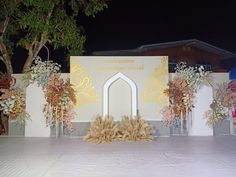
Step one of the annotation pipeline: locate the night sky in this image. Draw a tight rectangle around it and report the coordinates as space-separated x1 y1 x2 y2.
82 0 236 54
2 0 236 73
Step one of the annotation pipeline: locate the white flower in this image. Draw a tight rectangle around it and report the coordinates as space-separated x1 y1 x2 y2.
25 56 61 88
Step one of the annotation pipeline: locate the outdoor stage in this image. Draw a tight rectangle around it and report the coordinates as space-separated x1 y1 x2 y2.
0 136 236 177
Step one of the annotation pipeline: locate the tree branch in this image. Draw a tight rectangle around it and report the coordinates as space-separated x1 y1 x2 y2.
0 56 4 62
0 40 13 74
0 17 10 35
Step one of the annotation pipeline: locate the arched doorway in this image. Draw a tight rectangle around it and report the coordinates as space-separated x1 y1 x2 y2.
109 78 131 119
103 72 137 118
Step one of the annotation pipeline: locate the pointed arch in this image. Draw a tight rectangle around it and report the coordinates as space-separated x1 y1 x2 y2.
103 72 137 117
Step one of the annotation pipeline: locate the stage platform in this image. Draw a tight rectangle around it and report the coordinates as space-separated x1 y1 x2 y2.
0 136 236 177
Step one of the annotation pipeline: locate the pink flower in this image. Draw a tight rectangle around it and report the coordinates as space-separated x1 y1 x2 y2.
160 106 175 125
228 81 236 92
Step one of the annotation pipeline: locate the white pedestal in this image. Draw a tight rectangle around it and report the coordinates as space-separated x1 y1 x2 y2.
188 85 213 136
25 84 50 137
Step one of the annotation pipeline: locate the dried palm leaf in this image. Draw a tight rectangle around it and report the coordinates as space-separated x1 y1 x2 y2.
84 115 119 144
117 116 155 142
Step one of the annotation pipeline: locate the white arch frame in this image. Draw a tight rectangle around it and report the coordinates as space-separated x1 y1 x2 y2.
103 72 137 117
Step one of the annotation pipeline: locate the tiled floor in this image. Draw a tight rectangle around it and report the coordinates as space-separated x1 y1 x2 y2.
0 136 236 177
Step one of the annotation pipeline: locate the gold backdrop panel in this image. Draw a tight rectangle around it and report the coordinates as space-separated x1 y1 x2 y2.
70 56 169 122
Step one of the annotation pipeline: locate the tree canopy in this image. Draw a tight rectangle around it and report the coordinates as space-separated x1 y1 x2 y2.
0 0 109 74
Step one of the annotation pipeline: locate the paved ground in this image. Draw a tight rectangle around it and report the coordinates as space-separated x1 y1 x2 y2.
0 136 236 177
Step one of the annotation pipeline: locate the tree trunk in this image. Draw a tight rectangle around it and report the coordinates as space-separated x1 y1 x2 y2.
22 50 34 73
22 43 43 73
0 41 13 75
3 56 13 75
22 30 48 73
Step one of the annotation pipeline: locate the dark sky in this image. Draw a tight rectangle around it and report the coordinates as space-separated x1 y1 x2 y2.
2 0 236 73
82 0 236 54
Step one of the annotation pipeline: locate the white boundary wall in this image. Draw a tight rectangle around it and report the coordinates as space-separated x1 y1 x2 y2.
11 73 229 137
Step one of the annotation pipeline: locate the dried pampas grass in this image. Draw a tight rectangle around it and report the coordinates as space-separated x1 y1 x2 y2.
84 115 155 144
118 116 155 142
83 115 119 144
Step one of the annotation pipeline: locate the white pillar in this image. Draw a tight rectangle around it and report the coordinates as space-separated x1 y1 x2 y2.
188 85 213 136
25 83 50 137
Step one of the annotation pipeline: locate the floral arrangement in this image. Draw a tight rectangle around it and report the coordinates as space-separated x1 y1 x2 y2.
161 62 210 126
117 116 154 142
160 106 176 125
0 88 30 123
24 56 61 88
84 115 154 144
43 74 76 132
205 82 236 127
205 99 228 127
175 62 209 91
0 89 14 115
164 78 194 117
221 81 236 107
84 115 119 144
23 56 76 133
0 73 13 89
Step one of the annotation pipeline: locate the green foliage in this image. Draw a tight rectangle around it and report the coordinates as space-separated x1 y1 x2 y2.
0 0 19 17
0 0 109 72
0 0 21 57
48 7 86 55
16 0 107 55
82 0 108 17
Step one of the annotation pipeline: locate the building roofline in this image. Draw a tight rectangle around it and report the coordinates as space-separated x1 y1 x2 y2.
93 39 236 59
